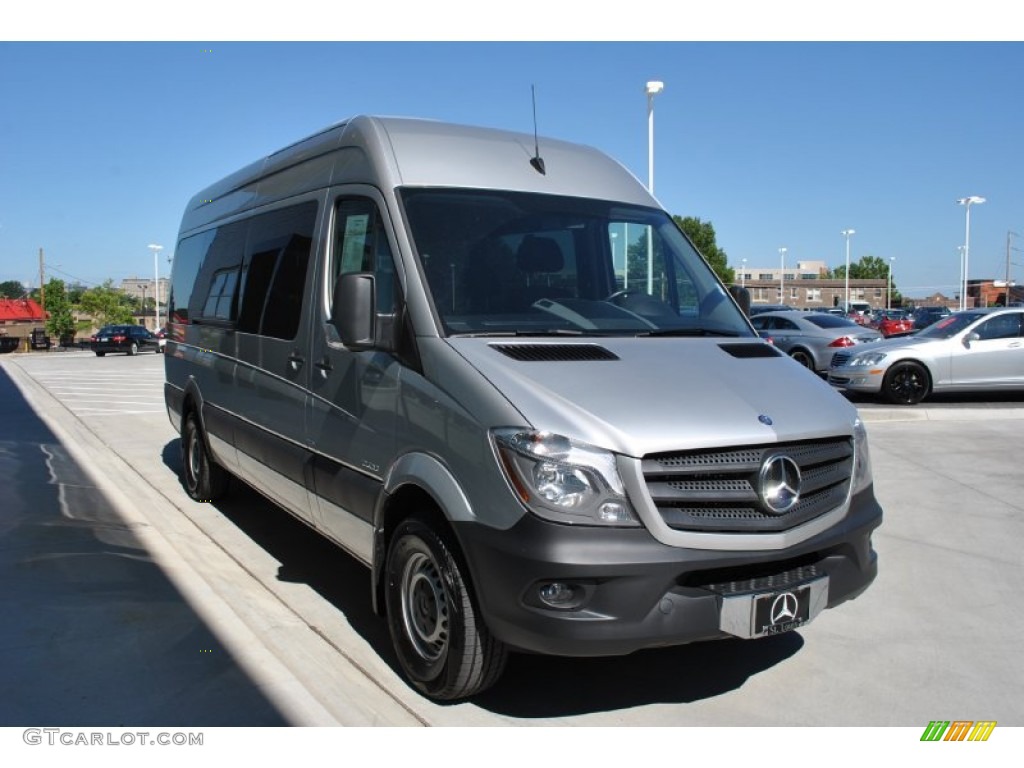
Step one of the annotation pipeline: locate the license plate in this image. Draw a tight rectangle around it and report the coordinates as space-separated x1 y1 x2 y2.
99 337 109 342
719 577 828 639
753 586 812 636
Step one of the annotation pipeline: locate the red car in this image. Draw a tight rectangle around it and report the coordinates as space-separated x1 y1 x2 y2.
872 311 913 337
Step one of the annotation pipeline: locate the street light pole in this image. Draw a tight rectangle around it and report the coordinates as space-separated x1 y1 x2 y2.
778 247 787 303
887 257 895 310
645 81 663 296
956 196 985 311
841 229 855 312
741 258 747 288
148 243 163 330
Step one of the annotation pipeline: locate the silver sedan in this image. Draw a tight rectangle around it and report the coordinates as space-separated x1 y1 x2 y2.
828 308 1024 404
749 310 882 372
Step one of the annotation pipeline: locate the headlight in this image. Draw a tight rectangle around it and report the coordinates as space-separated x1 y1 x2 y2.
848 351 888 367
491 429 639 527
851 418 873 495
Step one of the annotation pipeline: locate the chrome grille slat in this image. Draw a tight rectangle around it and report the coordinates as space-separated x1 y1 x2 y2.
643 438 853 534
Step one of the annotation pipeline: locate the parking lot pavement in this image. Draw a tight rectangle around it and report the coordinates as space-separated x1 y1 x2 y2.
1 350 1023 727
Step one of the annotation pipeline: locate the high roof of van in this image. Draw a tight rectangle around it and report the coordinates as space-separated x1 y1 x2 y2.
178 115 658 235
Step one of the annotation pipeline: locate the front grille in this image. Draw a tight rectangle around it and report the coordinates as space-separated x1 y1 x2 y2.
642 438 853 534
831 351 852 368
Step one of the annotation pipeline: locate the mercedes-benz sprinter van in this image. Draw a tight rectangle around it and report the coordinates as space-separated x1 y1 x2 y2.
165 116 882 700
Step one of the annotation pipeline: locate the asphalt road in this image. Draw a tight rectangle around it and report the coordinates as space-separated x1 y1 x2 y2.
1 350 1022 727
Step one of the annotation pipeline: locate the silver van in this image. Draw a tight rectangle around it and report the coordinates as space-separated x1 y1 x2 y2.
164 116 882 700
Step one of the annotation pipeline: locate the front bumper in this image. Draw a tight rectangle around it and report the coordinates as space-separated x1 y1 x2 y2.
455 486 882 657
827 367 887 394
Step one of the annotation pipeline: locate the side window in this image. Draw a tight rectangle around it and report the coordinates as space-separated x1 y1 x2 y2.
169 228 216 324
237 201 318 340
190 221 247 323
976 313 1022 341
332 198 397 315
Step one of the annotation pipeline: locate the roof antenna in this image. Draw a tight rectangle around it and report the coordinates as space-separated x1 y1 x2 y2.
530 85 546 175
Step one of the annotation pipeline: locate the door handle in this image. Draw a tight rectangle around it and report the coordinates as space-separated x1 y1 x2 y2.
288 353 305 371
315 357 333 376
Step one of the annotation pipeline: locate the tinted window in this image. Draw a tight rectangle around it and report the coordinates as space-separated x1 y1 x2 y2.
239 202 318 340
190 221 247 323
805 314 858 329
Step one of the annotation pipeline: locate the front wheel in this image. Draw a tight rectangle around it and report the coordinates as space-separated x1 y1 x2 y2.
882 361 930 405
127 341 138 356
385 519 507 701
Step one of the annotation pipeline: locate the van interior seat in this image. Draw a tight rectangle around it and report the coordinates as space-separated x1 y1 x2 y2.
516 235 570 304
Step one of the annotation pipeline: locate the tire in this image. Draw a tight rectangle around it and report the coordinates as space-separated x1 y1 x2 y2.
95 351 105 357
882 361 930 405
128 342 138 356
181 411 229 501
789 348 815 370
385 519 507 701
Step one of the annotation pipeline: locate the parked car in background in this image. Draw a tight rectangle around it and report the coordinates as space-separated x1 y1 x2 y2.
747 303 794 315
909 305 952 330
749 310 883 372
90 324 161 356
870 309 914 338
829 308 1024 404
154 327 167 352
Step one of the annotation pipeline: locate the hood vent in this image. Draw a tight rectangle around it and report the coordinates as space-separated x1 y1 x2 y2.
491 344 619 362
719 343 783 359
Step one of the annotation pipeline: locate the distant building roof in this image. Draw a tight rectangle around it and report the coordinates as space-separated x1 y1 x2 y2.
0 298 45 322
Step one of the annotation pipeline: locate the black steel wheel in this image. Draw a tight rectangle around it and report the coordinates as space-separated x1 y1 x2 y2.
385 519 507 701
181 411 229 501
882 361 930 405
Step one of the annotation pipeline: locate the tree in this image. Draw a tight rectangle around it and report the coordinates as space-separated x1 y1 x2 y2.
78 280 136 327
673 216 735 285
42 278 77 342
831 255 902 306
0 280 27 298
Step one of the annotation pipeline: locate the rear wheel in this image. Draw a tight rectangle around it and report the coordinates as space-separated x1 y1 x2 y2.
95 351 105 357
385 519 507 701
181 411 229 501
127 341 138 356
789 348 815 370
882 361 930 405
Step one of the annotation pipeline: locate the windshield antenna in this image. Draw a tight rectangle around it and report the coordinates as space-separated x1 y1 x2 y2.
530 85 546 175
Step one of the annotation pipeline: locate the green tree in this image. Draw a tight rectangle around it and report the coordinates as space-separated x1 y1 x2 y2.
831 255 902 305
42 278 77 342
674 216 735 285
78 280 136 327
0 280 26 298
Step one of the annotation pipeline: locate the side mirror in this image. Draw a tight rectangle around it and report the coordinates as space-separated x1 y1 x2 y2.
729 285 752 316
332 272 375 349
963 331 980 349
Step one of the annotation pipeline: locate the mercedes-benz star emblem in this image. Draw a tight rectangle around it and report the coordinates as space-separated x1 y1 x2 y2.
770 592 799 625
759 454 802 514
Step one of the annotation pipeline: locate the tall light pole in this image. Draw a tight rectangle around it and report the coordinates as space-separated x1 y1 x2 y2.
741 257 747 288
887 257 895 310
956 196 985 311
841 229 855 311
645 81 663 296
778 247 787 303
1007 231 1021 305
148 243 163 330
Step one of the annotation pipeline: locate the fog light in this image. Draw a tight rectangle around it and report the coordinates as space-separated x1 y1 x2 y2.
538 582 579 608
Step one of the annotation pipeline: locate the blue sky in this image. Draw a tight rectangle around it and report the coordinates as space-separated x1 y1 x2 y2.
3 18 1022 300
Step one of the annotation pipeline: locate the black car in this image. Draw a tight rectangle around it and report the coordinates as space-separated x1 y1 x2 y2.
909 305 952 330
90 324 161 356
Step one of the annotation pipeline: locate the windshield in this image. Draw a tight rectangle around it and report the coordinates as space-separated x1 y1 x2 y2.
916 311 984 340
400 189 753 338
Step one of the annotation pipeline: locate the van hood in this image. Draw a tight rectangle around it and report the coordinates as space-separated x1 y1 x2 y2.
446 337 858 457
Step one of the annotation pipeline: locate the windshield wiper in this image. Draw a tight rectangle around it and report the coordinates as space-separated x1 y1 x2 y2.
635 328 742 338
